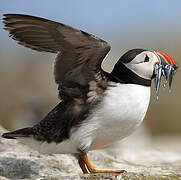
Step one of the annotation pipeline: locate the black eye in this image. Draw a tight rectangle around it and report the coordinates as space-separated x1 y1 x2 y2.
144 55 149 62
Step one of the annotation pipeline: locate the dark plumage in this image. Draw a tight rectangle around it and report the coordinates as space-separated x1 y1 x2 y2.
2 14 178 174
2 14 111 144
2 14 150 143
3 14 110 86
119 49 147 63
111 59 151 86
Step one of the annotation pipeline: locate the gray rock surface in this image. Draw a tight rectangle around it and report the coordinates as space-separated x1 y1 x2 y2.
0 126 181 180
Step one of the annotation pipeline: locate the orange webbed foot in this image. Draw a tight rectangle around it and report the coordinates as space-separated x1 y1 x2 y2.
78 153 126 174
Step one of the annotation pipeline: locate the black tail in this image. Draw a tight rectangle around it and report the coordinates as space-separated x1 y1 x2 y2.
2 127 33 139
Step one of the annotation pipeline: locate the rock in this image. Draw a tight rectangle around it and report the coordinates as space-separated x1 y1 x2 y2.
0 126 181 180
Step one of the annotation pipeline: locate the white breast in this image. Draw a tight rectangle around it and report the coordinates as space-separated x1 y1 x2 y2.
71 83 151 151
17 83 151 154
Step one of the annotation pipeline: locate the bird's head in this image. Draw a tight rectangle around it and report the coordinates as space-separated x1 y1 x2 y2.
112 49 178 96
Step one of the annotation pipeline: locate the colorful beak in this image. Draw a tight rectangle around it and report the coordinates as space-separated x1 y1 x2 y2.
153 52 178 97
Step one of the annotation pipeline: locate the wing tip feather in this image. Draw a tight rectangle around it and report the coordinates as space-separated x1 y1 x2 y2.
2 127 33 139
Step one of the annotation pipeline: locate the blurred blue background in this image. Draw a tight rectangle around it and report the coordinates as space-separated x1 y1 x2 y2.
0 0 181 135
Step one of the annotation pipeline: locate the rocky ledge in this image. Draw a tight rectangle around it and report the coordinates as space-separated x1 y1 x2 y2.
0 126 181 180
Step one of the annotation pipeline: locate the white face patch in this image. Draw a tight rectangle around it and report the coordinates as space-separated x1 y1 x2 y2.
124 51 159 80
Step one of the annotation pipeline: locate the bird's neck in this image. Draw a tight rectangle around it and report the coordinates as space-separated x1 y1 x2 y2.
105 62 151 87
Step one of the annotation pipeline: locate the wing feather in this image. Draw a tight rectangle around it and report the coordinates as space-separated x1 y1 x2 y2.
3 14 111 86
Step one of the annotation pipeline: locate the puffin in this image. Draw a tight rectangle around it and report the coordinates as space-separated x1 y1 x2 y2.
2 14 178 174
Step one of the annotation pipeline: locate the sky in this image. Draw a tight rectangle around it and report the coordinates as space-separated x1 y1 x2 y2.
1 0 181 41
1 0 181 67
1 0 181 133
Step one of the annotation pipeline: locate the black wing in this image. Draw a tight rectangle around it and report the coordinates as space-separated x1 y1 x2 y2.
2 100 91 143
3 14 111 88
2 14 111 145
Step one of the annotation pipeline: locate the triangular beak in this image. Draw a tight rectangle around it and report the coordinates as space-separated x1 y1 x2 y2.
155 52 178 66
153 52 178 98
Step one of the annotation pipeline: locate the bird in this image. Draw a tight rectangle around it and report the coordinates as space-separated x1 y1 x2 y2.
2 14 178 174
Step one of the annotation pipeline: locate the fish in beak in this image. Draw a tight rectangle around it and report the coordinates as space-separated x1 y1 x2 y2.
153 52 178 98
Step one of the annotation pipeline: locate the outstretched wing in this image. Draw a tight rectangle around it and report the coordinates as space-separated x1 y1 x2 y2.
3 14 111 87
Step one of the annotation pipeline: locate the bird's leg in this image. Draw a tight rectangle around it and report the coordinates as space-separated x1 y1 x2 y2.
78 153 126 174
78 157 89 174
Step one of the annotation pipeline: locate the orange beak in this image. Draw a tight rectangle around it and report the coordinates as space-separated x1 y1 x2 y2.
153 52 178 97
155 52 178 67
